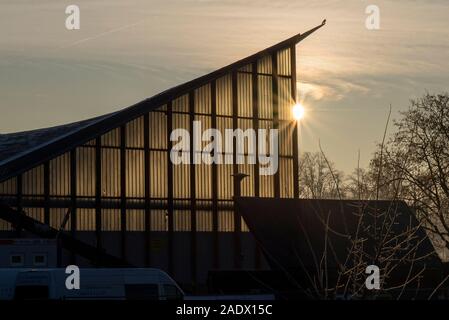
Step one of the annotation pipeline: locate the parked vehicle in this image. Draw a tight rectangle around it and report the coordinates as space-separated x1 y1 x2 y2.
0 268 184 300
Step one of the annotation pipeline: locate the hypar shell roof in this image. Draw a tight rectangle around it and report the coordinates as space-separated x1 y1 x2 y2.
0 22 326 182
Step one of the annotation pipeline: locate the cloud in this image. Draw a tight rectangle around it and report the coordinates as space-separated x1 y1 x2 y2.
298 79 370 102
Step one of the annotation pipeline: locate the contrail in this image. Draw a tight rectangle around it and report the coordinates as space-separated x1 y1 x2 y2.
60 19 146 49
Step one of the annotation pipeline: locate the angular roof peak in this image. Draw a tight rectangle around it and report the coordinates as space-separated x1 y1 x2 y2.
0 22 326 182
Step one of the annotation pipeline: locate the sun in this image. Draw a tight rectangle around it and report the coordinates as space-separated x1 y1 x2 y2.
292 103 305 120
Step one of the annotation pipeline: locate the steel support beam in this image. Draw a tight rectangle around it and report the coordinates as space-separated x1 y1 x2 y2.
167 102 174 275
189 91 198 287
44 161 50 225
291 44 300 199
70 149 77 264
252 61 262 269
211 80 219 269
271 52 280 198
144 113 151 266
120 125 127 260
95 138 102 261
232 70 242 269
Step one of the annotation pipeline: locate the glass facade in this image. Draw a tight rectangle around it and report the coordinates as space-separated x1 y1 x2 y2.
0 45 300 284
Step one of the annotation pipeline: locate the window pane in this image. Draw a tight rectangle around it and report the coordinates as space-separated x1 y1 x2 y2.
49 153 70 196
126 117 144 148
218 211 234 232
149 111 167 149
22 165 44 195
195 162 212 200
260 174 274 198
101 209 121 231
196 210 213 232
0 177 17 195
151 210 168 231
238 163 254 197
280 157 294 198
217 164 233 200
279 121 294 156
76 147 96 197
216 74 233 116
77 208 96 231
242 217 250 232
278 77 293 120
257 55 272 74
277 48 291 76
101 148 121 197
258 76 273 119
101 127 121 147
126 209 145 231
23 207 45 224
174 210 191 231
237 73 253 117
173 164 190 199
49 208 70 230
172 95 188 113
126 150 145 198
149 151 167 198
239 64 252 72
195 84 211 114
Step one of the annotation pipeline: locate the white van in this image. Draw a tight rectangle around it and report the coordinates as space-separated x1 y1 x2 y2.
0 269 20 300
0 268 184 300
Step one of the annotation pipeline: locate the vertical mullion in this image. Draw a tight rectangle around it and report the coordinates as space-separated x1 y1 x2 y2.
291 45 300 199
16 174 23 210
95 138 102 262
144 113 151 266
189 91 197 286
252 61 262 269
15 174 23 236
272 52 280 198
252 62 260 197
120 125 127 260
232 70 242 269
44 161 50 225
167 102 174 275
211 80 219 269
70 149 77 264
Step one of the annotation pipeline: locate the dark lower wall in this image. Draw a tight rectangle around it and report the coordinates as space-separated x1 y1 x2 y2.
0 231 269 290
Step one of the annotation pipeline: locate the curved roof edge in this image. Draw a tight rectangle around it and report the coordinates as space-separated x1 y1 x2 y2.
0 21 326 182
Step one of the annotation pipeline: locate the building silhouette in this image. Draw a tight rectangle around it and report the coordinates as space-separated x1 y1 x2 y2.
0 23 325 290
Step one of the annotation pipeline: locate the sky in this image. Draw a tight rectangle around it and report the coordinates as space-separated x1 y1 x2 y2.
0 0 448 173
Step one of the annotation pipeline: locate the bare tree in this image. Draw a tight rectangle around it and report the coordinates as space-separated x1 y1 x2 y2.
377 93 449 260
346 167 375 200
292 149 441 300
285 105 446 299
298 152 346 199
266 96 449 299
